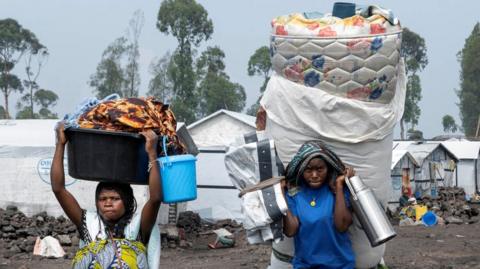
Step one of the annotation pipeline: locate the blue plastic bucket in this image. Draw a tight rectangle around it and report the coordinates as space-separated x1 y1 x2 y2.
158 136 197 203
422 211 437 227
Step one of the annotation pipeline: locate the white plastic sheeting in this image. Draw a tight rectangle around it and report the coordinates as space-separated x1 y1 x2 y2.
186 150 242 222
260 59 406 269
442 141 480 195
0 120 170 223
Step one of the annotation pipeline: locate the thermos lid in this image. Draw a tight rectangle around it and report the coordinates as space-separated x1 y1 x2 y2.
347 175 368 192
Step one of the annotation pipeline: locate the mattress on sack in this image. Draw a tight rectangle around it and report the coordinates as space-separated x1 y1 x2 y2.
270 10 402 104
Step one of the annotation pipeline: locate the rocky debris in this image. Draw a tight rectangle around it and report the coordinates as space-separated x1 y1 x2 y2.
393 187 480 226
160 211 242 250
0 206 78 258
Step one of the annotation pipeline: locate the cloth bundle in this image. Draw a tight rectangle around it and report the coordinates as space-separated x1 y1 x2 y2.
66 96 185 154
225 131 287 244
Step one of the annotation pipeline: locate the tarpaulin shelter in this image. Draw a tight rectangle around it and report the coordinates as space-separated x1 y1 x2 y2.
0 119 193 224
187 109 256 222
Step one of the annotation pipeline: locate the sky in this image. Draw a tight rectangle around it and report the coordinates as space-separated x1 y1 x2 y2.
1 0 479 139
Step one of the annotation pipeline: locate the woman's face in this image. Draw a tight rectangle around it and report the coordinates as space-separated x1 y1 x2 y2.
303 158 329 189
97 189 126 222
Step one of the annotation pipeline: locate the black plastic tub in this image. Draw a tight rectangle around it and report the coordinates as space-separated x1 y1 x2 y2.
65 127 150 185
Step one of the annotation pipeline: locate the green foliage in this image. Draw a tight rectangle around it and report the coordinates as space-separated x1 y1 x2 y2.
0 105 7 119
15 106 38 119
157 0 213 48
247 46 271 81
198 73 245 117
157 0 213 123
246 97 261 116
89 37 128 99
90 11 144 99
457 23 480 137
16 88 58 119
407 129 423 140
247 46 272 115
123 10 144 98
148 52 173 103
400 28 428 139
442 115 458 133
403 74 422 128
0 18 43 118
22 46 48 118
196 46 245 117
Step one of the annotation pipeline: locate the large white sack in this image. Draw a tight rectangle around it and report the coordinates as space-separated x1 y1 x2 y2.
260 60 406 268
261 60 406 144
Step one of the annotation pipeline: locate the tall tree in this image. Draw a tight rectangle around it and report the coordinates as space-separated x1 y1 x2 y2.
89 37 128 99
157 0 213 123
148 52 174 103
442 115 458 133
246 46 271 115
196 46 245 117
400 28 428 139
457 23 480 137
0 18 43 118
16 88 58 119
21 46 48 118
0 105 7 119
123 10 144 98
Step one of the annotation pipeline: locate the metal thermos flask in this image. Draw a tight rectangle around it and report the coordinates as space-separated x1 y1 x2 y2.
345 175 396 247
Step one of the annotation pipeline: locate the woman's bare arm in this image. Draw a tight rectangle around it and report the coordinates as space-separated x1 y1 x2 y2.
139 130 162 243
333 167 354 232
50 122 83 227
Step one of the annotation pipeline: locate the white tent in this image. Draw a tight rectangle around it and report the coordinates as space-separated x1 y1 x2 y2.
441 141 480 195
187 110 256 222
393 141 458 197
388 149 418 211
0 119 189 223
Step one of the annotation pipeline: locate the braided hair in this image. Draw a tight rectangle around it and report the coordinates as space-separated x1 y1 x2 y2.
95 182 137 238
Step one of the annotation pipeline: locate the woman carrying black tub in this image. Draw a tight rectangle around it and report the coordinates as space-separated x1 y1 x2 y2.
51 122 162 269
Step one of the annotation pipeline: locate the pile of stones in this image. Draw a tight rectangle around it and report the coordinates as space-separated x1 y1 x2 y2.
420 186 479 224
0 205 78 258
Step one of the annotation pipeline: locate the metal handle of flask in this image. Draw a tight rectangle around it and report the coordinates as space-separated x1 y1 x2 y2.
345 176 359 201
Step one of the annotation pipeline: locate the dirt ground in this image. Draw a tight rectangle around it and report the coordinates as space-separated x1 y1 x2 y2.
2 220 480 269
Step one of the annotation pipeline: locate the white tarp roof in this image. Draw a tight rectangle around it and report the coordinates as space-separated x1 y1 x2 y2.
188 109 255 129
441 141 480 160
393 141 457 165
391 149 418 169
0 120 58 147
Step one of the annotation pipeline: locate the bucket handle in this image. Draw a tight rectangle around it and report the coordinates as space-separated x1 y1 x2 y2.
162 136 168 157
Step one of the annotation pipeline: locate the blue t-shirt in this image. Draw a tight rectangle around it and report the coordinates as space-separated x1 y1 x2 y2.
286 184 355 269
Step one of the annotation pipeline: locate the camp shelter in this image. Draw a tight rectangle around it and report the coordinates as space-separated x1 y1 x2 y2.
441 140 480 196
388 149 419 211
0 119 193 224
187 109 256 222
393 141 458 198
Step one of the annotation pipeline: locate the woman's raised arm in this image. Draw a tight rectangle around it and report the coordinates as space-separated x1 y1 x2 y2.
50 122 83 227
139 130 162 243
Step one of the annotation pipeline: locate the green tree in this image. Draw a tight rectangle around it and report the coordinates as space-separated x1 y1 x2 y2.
157 0 213 123
407 129 423 140
457 23 480 137
400 28 428 139
148 52 173 103
442 115 458 133
0 18 43 118
123 10 144 98
246 46 271 116
196 46 245 117
16 88 58 119
21 47 48 118
89 37 128 99
0 105 7 119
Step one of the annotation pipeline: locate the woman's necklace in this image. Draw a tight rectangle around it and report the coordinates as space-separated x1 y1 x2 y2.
310 196 317 207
